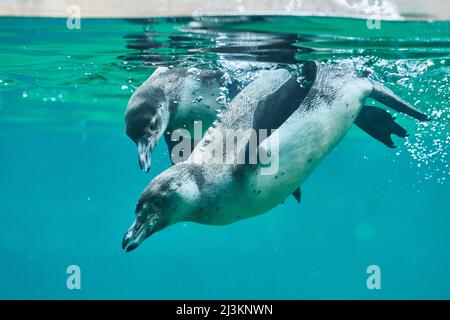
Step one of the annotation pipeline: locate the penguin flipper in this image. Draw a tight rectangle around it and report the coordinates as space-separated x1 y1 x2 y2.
164 131 176 165
369 80 429 121
355 105 408 148
244 64 317 162
292 187 301 203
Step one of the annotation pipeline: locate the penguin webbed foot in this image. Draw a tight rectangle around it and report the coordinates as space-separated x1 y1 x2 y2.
355 105 408 148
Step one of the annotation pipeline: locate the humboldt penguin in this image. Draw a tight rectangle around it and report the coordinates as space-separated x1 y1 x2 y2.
122 61 428 251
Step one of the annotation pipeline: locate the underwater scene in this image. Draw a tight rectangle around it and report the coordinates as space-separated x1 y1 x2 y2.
0 15 449 299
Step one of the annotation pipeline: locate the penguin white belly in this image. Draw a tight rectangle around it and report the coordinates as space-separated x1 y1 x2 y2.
253 78 373 210
210 78 372 223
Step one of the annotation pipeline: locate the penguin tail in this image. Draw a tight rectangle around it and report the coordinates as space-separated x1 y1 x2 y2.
369 80 429 121
355 105 408 148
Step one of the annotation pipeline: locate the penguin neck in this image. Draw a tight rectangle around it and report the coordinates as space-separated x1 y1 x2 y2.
172 166 203 223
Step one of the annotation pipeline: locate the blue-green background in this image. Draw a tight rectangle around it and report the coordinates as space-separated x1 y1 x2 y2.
0 17 449 299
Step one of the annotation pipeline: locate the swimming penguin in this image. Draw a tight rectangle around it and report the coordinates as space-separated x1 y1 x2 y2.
122 61 428 252
124 61 272 172
125 66 240 172
122 66 309 251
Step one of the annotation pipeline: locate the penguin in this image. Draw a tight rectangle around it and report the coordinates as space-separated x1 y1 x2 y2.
122 61 428 251
124 66 239 172
124 61 272 172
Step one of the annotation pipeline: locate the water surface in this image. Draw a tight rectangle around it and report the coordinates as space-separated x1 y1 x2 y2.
0 16 449 299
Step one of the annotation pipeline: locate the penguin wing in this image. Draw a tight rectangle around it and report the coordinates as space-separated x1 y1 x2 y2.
243 62 317 159
240 63 317 205
251 62 317 141
164 131 177 165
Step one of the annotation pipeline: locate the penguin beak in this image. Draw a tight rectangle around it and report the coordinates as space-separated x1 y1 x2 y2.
122 214 159 252
137 138 156 173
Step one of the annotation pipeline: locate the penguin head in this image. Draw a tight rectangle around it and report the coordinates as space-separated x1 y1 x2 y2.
125 85 170 172
122 165 201 252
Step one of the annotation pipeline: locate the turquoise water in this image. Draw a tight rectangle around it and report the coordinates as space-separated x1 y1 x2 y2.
0 16 449 299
